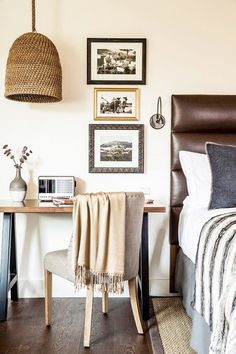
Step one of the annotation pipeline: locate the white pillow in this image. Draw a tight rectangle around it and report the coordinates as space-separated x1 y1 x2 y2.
179 151 211 208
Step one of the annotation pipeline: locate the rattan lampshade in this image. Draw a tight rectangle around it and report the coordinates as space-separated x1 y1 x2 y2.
4 0 62 103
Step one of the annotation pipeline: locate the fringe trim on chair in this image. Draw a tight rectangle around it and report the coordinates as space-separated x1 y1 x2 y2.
74 265 124 294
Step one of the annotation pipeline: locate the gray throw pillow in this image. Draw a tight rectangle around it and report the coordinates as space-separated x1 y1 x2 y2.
206 142 236 209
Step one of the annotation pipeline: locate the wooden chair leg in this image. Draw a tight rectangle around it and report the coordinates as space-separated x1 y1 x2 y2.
102 285 109 314
44 270 52 326
128 277 144 334
84 284 94 347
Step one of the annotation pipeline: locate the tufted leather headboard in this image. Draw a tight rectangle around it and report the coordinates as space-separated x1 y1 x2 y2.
169 94 236 291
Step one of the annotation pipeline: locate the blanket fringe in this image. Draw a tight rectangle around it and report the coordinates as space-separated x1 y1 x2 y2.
74 264 124 294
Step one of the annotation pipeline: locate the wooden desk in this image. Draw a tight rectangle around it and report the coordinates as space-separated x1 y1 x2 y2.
0 199 166 321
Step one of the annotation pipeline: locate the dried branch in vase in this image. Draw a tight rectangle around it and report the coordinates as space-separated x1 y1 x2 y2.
2 144 33 168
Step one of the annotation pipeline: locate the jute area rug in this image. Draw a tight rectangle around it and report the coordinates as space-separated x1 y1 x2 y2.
152 297 196 354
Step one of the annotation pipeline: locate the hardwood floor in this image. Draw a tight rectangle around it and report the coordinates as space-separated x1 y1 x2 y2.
0 298 159 354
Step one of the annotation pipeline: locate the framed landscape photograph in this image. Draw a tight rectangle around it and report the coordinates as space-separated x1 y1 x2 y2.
87 38 146 84
89 124 144 173
94 88 139 121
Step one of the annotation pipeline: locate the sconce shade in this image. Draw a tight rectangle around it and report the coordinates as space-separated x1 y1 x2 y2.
5 32 62 103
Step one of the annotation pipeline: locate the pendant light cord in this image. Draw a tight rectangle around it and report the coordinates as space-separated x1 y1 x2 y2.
32 0 36 32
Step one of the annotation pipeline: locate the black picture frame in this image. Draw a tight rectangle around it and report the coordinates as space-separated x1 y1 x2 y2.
89 124 144 173
87 38 146 85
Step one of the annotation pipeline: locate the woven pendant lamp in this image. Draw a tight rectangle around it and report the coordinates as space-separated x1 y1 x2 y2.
5 0 62 103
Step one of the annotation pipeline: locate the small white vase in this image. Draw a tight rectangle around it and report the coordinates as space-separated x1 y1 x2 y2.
9 167 27 202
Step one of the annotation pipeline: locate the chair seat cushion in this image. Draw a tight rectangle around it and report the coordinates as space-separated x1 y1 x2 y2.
44 249 74 282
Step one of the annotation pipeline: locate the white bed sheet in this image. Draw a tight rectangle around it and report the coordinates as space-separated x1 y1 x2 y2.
178 200 236 263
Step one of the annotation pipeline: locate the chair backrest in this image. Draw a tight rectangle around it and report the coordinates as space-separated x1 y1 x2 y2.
124 192 145 280
67 192 145 281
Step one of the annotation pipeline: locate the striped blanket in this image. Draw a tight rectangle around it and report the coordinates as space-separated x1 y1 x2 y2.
193 213 236 354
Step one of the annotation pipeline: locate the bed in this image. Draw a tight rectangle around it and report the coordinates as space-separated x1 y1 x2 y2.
169 94 236 354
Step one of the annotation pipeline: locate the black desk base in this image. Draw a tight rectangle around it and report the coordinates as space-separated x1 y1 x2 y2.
138 212 149 321
0 212 150 321
0 213 18 320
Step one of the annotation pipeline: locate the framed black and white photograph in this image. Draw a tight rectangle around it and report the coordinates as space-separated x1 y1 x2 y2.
94 88 139 121
89 124 144 173
87 38 146 85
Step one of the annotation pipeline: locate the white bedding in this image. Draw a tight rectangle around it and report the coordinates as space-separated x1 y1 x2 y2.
178 199 236 263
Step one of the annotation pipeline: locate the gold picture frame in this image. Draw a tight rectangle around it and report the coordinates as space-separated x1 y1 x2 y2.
94 88 139 121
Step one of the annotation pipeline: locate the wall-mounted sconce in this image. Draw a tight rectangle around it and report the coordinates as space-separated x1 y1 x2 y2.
149 97 166 129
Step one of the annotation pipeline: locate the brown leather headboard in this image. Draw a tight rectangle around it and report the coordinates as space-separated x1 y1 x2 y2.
169 94 236 291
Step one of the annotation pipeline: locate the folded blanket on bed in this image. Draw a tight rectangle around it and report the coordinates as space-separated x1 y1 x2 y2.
209 272 236 354
193 212 236 354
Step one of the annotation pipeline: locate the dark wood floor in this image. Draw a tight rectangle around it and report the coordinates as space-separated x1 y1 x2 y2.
0 298 160 354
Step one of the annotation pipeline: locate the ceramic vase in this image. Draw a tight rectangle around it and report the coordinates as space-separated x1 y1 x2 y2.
9 167 27 202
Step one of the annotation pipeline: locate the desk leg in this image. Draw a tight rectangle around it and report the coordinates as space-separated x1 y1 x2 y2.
10 213 18 301
0 213 12 320
139 212 150 321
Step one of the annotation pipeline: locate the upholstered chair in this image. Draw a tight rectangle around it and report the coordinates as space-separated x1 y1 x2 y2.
44 192 145 347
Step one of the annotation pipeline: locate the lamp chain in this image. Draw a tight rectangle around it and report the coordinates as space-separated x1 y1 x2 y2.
32 0 36 32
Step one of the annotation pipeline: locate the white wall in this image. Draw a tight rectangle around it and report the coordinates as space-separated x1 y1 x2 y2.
0 0 236 297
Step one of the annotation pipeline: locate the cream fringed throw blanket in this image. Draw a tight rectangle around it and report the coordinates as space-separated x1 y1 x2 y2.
72 192 126 294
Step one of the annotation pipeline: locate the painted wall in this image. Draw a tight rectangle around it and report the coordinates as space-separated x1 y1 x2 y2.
0 0 236 297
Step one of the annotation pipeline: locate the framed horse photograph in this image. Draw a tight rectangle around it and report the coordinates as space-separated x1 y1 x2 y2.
94 88 139 121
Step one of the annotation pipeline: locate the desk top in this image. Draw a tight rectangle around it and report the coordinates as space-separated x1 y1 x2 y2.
0 199 166 214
